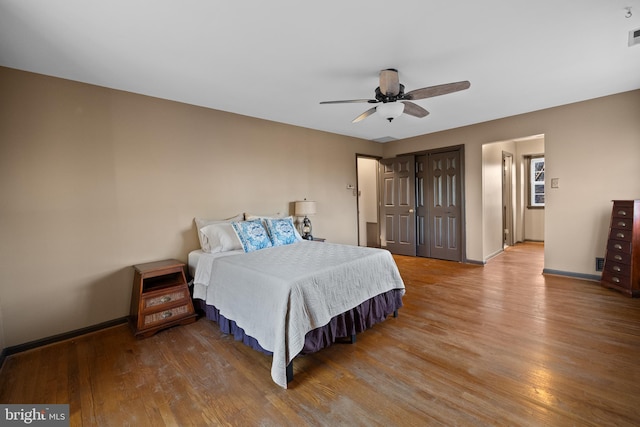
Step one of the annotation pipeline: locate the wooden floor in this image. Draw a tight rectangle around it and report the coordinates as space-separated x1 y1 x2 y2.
2 243 640 426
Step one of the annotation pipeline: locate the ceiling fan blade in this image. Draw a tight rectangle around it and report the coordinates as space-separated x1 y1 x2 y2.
352 107 377 123
404 80 470 100
379 69 400 96
320 99 377 104
401 101 429 118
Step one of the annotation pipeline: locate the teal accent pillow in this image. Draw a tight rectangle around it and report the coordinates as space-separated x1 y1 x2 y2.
265 217 302 246
231 219 273 252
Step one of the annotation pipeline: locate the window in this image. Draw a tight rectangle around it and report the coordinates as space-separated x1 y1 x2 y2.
528 156 545 208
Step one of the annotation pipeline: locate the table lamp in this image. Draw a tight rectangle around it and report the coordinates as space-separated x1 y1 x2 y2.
294 200 317 240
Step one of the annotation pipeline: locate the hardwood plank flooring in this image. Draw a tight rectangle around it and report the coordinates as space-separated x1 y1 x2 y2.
2 242 640 426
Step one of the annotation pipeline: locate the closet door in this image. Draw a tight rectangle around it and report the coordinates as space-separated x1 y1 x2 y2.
427 150 462 261
416 156 429 257
380 156 416 256
381 146 464 261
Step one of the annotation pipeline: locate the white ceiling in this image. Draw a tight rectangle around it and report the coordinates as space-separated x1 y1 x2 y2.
1 1 639 142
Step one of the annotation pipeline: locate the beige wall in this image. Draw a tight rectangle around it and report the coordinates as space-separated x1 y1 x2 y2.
2 65 639 350
382 90 640 273
0 67 383 348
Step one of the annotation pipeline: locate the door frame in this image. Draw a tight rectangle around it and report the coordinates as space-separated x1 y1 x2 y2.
502 151 515 247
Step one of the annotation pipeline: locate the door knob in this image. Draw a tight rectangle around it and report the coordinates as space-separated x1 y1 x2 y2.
409 209 414 213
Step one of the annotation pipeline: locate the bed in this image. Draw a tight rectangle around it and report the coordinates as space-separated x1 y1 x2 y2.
189 216 405 388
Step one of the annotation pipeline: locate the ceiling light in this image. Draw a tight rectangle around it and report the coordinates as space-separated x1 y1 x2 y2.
376 102 404 122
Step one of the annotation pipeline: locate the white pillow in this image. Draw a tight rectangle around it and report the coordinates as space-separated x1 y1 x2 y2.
244 212 284 221
199 222 243 253
194 214 243 252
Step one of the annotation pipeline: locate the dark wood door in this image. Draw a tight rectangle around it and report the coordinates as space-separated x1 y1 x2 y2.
428 150 462 261
380 156 416 256
425 150 462 261
415 157 428 257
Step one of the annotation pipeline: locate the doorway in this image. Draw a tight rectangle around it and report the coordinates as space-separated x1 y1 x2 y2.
356 155 381 248
482 134 545 260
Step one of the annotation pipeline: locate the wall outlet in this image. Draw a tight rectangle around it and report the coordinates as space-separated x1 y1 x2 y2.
595 257 605 272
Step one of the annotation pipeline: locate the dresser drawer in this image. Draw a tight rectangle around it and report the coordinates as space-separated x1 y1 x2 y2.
605 260 631 276
606 251 632 265
607 239 632 255
612 202 634 219
142 288 189 311
611 218 633 230
143 304 192 327
601 270 631 288
608 228 632 242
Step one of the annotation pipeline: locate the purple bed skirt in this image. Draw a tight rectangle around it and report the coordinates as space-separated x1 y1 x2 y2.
193 289 403 356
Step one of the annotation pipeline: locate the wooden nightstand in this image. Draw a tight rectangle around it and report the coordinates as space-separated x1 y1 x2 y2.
129 259 197 338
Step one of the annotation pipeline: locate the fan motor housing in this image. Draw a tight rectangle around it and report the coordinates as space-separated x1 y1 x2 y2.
375 84 405 103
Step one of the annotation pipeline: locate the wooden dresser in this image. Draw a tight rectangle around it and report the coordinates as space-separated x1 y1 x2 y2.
601 200 640 297
130 259 197 338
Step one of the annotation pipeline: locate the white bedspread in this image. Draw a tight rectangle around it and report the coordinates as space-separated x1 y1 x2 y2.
189 249 243 300
204 240 405 388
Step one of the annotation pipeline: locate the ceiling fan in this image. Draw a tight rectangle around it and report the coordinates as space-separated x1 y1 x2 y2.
320 68 470 123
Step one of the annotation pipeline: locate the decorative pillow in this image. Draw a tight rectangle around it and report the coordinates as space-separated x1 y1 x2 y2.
232 219 273 252
199 222 243 253
285 216 303 241
194 214 243 252
265 217 302 246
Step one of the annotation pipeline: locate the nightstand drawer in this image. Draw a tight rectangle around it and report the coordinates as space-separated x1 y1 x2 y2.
143 304 192 327
142 288 189 311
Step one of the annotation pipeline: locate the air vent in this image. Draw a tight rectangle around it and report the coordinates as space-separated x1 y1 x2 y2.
629 27 640 47
372 136 398 143
596 257 605 272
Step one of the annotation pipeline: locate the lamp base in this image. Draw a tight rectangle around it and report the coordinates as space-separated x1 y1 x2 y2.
301 216 313 241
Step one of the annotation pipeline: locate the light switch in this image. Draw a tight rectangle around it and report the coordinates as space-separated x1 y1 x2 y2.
551 178 559 188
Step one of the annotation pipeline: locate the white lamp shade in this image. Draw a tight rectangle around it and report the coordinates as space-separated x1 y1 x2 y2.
294 200 317 216
376 102 404 121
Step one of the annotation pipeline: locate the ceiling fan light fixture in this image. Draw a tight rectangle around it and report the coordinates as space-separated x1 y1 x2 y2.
376 102 404 122
320 68 470 123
